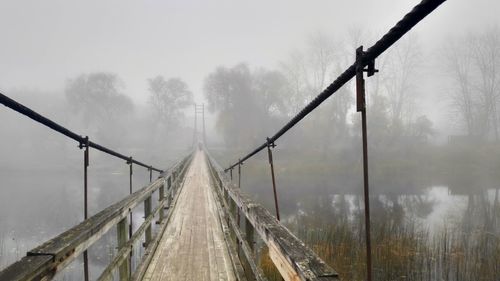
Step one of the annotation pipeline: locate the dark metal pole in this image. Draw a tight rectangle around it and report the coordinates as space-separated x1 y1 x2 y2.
128 157 133 238
202 103 206 145
230 168 233 181
266 139 280 221
80 136 90 281
238 160 241 189
149 166 153 183
128 156 133 274
356 46 375 281
193 104 198 147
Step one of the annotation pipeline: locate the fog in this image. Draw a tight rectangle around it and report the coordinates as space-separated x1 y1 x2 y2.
1 0 500 280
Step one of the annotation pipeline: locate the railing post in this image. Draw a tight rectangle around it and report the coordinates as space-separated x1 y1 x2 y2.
149 166 153 183
245 217 255 254
243 217 256 281
144 195 152 248
159 181 165 223
266 138 280 221
127 156 133 265
234 161 243 255
237 161 242 249
167 176 172 209
202 103 207 145
117 217 130 281
79 136 90 281
238 160 241 189
356 45 377 281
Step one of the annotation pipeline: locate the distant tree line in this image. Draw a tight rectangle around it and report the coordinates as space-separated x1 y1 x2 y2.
204 26 500 151
203 30 434 152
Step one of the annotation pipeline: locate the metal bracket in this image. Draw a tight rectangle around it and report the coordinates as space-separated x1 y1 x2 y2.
356 46 378 112
237 159 242 189
78 136 90 167
266 138 276 165
265 138 280 220
149 165 153 183
266 137 276 149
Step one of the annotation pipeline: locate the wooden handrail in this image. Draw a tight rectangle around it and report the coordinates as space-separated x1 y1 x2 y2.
206 151 340 281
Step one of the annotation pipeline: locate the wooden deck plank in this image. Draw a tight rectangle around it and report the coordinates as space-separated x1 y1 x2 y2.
143 151 236 281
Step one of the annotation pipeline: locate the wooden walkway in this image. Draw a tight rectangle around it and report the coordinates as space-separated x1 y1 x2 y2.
142 151 236 281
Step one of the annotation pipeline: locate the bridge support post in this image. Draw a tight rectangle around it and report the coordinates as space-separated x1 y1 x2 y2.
238 160 241 189
79 136 90 281
237 161 242 256
159 182 165 223
127 157 134 268
193 104 198 146
356 45 377 281
149 166 153 183
245 217 255 254
166 176 172 209
202 103 207 145
117 217 130 281
266 138 280 221
144 195 152 248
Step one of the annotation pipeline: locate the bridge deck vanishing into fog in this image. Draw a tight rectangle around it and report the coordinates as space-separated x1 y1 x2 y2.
0 1 446 280
142 151 236 281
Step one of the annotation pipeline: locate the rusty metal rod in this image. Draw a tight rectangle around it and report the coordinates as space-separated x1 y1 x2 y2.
82 136 90 281
149 166 153 183
0 93 163 173
267 141 280 221
224 0 446 172
361 107 372 281
238 161 241 189
356 46 373 281
237 161 241 227
128 157 134 270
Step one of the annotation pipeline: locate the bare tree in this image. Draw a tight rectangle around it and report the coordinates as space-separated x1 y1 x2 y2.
147 76 193 129
279 51 308 114
443 36 476 136
444 27 500 140
204 63 290 147
306 31 338 94
471 26 500 140
65 72 134 144
66 72 133 124
280 31 355 152
382 34 423 134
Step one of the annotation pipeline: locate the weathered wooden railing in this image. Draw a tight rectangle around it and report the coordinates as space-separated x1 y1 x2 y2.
0 151 194 281
205 152 340 281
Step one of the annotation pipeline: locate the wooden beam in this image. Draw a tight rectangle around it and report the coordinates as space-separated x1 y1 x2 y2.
206 156 267 281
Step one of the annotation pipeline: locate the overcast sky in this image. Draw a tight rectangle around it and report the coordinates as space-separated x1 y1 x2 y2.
0 0 497 106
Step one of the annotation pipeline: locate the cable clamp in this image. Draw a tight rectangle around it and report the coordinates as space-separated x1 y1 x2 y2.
266 137 276 149
78 136 89 149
